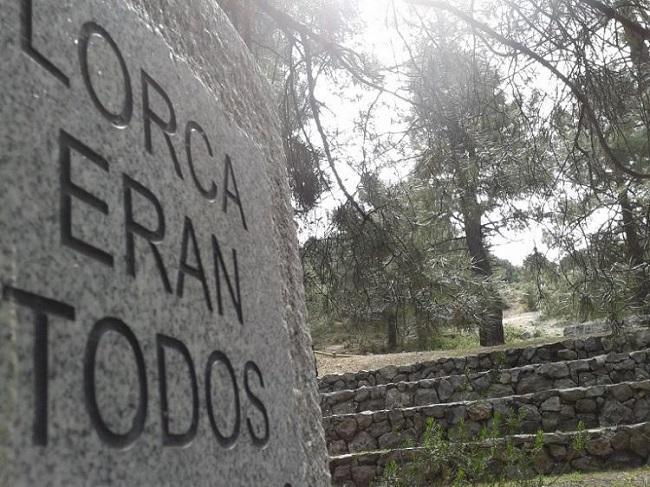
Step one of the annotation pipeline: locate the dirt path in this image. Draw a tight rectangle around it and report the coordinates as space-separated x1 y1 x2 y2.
315 335 562 377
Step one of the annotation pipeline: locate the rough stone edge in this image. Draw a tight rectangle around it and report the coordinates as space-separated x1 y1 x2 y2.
123 0 329 483
323 378 650 423
329 421 650 485
320 346 650 412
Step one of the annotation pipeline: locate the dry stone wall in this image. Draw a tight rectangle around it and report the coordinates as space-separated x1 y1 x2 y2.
319 329 650 393
324 380 650 455
321 348 650 415
330 422 650 485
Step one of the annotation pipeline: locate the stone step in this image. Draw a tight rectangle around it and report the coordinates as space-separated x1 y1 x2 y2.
320 348 650 415
330 421 650 486
318 328 650 393
323 380 650 455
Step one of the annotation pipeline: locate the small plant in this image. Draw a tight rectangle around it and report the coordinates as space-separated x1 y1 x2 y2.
377 412 587 487
493 351 508 371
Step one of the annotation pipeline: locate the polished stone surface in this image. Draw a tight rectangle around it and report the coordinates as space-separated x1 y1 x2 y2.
0 1 328 484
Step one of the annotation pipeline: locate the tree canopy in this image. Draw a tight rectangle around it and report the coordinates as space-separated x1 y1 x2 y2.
221 0 650 351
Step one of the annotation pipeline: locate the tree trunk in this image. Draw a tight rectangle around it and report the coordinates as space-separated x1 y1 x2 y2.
384 309 398 351
618 11 650 308
415 309 429 350
618 187 649 307
620 7 650 92
462 196 505 346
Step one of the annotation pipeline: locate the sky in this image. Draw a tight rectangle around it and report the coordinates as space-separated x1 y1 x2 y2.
300 0 609 266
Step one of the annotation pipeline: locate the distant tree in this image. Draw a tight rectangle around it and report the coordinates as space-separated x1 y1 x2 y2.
408 41 540 346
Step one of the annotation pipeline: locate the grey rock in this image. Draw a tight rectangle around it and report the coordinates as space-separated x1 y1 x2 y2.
517 374 552 395
356 412 374 430
388 409 405 429
610 430 630 451
351 465 376 486
423 404 446 419
332 401 356 415
613 359 635 371
532 450 554 474
467 402 492 421
554 378 578 389
586 437 613 457
349 432 378 453
585 385 606 398
336 390 355 402
571 455 601 471
584 336 602 352
368 420 391 438
557 350 578 360
522 348 536 362
355 388 370 402
634 398 650 422
336 418 358 441
610 384 634 402
539 362 570 379
378 432 401 450
601 400 633 425
0 0 329 485
542 417 559 431
486 384 514 397
437 379 454 401
446 405 467 425
630 430 650 457
332 465 351 482
569 360 591 373
379 365 398 381
330 440 348 455
560 405 576 419
575 399 597 413
414 388 439 407
385 389 407 409
498 371 511 384
471 373 492 391
541 396 562 412
548 444 567 459
519 404 542 423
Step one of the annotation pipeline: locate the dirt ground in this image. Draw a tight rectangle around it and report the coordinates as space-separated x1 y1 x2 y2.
315 310 568 377
533 467 650 486
315 335 563 377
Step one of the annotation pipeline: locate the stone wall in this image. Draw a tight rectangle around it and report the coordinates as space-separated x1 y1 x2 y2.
324 380 650 455
321 349 650 415
330 422 650 486
318 329 650 393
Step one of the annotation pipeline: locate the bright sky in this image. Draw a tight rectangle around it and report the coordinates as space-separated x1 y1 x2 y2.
301 0 611 267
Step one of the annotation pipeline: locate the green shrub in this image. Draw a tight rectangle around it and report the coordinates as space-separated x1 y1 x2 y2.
378 415 587 487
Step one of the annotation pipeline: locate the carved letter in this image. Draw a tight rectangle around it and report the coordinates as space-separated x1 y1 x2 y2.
123 174 172 293
156 334 199 447
2 286 75 446
79 22 133 127
59 130 113 267
141 69 184 178
84 317 147 449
